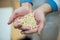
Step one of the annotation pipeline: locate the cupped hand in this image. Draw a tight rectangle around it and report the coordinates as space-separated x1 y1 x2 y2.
22 9 46 34
13 9 46 34
8 6 32 24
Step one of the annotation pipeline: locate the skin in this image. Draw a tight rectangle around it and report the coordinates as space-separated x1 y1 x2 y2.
8 2 52 34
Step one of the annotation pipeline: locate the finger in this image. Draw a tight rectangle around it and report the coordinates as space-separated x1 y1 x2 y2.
23 28 38 34
8 12 18 24
13 18 22 29
21 25 31 30
19 26 31 32
14 23 22 29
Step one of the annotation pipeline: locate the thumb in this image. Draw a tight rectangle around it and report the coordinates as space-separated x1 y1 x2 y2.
8 12 18 24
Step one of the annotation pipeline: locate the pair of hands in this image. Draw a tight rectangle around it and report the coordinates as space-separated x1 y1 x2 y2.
8 6 45 34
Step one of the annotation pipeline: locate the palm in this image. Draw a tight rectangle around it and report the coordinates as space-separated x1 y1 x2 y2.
34 10 45 34
20 10 46 34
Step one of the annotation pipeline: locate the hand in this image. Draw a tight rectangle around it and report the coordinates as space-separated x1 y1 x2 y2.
8 6 32 24
22 9 46 34
20 3 52 34
13 9 46 34
9 3 51 34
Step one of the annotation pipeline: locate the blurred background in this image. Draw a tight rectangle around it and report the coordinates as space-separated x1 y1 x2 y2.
0 0 25 40
0 0 60 40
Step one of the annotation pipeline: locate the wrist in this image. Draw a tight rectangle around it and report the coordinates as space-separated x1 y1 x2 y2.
21 2 32 10
21 2 32 9
38 3 52 15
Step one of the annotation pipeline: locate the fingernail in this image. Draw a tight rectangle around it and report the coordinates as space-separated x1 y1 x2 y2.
8 22 10 25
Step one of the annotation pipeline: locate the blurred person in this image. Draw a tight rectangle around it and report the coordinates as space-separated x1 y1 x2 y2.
8 0 60 40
